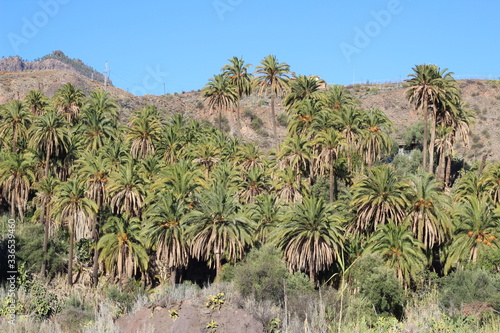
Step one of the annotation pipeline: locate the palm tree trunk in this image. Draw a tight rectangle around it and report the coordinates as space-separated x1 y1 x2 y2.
445 153 452 187
219 108 223 132
68 216 75 286
215 251 222 283
271 95 278 151
169 267 177 286
428 106 437 174
422 101 429 171
309 266 316 286
41 203 48 277
91 216 100 287
45 145 51 178
329 161 334 203
438 149 446 184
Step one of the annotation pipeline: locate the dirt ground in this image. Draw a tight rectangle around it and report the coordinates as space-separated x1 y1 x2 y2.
116 296 265 333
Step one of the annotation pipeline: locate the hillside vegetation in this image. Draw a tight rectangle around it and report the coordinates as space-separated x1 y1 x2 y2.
0 54 499 332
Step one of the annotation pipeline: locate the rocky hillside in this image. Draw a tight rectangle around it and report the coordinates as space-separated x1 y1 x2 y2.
0 59 498 162
0 51 109 85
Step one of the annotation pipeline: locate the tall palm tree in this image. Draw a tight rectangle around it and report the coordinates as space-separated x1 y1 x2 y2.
278 134 312 190
333 106 366 172
191 144 221 180
126 106 162 159
0 152 36 221
0 100 31 152
108 161 145 218
405 64 459 173
79 106 116 151
28 110 69 178
283 74 325 110
255 55 291 150
406 172 452 249
274 166 307 203
25 89 49 116
274 196 345 284
34 176 59 277
185 184 254 282
483 162 500 205
77 151 112 285
53 178 97 285
202 74 237 132
444 195 500 273
98 215 148 283
250 194 283 244
238 166 270 204
360 108 393 167
235 142 265 172
313 128 345 202
221 56 253 130
322 85 357 111
143 194 189 284
85 90 119 124
363 222 427 288
349 165 412 236
54 82 85 125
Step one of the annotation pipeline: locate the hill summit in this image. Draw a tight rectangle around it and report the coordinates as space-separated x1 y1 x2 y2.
0 50 110 85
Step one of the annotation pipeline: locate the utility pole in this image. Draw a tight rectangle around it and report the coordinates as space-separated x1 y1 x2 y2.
104 61 109 91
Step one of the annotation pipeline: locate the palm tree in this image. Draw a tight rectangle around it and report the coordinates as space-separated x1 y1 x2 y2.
53 178 97 285
238 166 270 204
360 108 393 167
153 159 202 201
202 74 237 132
191 144 221 179
85 90 118 124
250 194 283 244
483 162 500 204
34 176 59 277
185 184 254 282
126 106 162 159
98 215 148 283
53 82 85 125
406 172 453 249
274 166 307 203
333 106 366 172
221 56 253 130
28 110 69 178
0 152 36 221
274 196 345 284
287 99 324 137
444 195 500 273
77 151 112 285
25 89 48 115
323 85 357 111
108 161 145 218
143 194 189 284
283 74 325 110
313 128 345 202
349 165 412 236
405 64 459 173
0 100 31 152
363 222 427 288
278 134 312 190
255 55 291 150
235 142 265 171
79 106 116 151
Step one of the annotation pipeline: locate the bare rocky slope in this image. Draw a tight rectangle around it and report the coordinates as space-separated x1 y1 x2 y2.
1 63 498 162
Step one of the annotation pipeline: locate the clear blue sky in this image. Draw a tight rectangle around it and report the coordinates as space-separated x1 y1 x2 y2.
1 0 499 95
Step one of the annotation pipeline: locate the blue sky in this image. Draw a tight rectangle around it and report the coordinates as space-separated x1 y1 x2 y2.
1 0 499 95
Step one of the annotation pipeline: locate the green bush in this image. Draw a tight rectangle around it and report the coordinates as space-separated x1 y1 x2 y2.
233 245 288 303
438 268 500 314
348 254 404 319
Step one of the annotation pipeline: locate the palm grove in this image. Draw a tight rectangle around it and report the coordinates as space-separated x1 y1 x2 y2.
0 56 499 294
